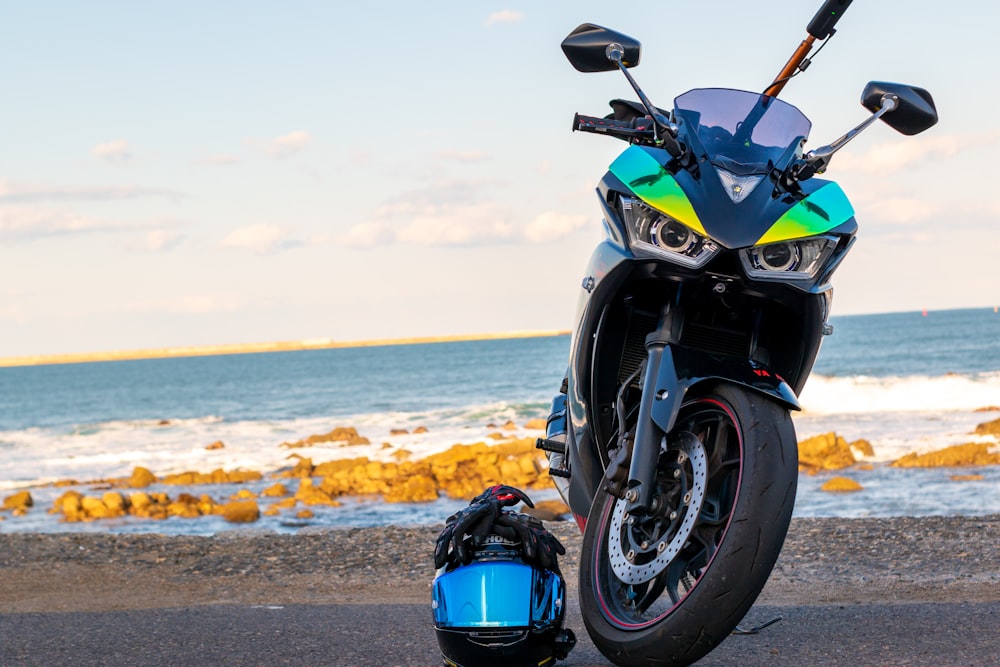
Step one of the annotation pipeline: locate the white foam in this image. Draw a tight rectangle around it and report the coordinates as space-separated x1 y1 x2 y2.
799 372 1000 415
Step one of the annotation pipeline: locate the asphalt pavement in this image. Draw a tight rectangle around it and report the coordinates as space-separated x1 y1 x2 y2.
2 600 997 666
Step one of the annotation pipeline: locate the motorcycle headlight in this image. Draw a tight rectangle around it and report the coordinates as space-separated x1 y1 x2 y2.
622 198 719 268
740 236 838 281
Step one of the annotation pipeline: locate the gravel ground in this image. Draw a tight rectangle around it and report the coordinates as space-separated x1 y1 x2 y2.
1 515 998 614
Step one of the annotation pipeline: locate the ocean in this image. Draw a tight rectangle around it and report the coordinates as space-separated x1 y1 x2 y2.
2 308 999 534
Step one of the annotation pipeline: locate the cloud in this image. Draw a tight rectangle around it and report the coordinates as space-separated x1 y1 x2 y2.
437 150 492 163
0 205 134 240
835 131 1000 175
522 212 589 242
92 139 132 163
221 223 298 254
338 182 592 248
254 131 313 158
859 197 943 226
196 154 241 166
126 228 184 252
486 10 524 25
341 200 513 247
0 179 181 203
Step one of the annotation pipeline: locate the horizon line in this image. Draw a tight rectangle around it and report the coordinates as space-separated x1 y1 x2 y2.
0 329 573 368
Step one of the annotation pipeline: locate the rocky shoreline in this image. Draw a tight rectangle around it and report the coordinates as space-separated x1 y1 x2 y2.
2 515 998 614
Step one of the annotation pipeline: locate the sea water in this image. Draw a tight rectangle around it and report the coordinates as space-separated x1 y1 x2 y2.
1 308 999 534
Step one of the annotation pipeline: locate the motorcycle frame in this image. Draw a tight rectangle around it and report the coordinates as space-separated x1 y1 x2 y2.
554 171 856 523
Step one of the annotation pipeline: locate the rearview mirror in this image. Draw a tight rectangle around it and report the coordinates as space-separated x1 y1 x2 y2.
862 82 938 136
561 24 641 73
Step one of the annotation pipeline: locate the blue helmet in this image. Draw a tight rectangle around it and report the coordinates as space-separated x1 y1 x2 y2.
432 535 575 667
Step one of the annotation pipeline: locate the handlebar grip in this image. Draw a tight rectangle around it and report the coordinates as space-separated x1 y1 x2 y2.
573 113 638 133
807 0 853 40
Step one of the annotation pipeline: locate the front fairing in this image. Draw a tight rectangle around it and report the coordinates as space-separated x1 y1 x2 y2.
607 88 857 250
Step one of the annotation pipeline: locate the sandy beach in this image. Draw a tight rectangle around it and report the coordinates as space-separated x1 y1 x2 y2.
0 330 571 368
3 515 998 614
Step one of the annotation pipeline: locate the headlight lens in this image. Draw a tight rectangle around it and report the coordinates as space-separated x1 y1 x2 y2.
622 198 719 267
740 236 838 281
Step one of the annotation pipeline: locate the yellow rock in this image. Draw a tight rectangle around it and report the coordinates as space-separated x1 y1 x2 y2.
80 496 114 519
281 426 370 448
220 499 260 523
383 475 439 503
261 483 289 498
951 474 985 482
128 467 157 488
413 426 428 434
263 506 282 516
392 449 412 461
2 490 33 511
524 418 547 430
204 440 225 450
850 439 875 458
101 492 128 516
524 499 570 521
230 489 257 501
272 497 298 509
973 417 1000 436
129 492 152 511
296 509 315 519
798 433 856 470
891 443 1000 468
820 477 864 492
390 428 409 436
501 420 518 431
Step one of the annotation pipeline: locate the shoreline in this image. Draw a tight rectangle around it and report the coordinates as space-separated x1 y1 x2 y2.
0 329 571 368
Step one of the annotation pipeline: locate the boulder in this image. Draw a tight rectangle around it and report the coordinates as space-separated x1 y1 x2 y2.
296 509 315 519
820 477 864 493
891 443 1000 468
260 483 289 498
128 467 157 489
101 492 128 516
524 499 570 521
220 499 260 523
281 426 370 448
850 439 875 458
204 440 225 450
798 433 856 470
390 428 409 436
951 474 985 482
2 490 33 511
973 417 1000 436
524 418 547 430
413 426 429 434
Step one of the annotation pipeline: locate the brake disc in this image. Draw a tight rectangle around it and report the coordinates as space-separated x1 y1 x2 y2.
608 432 708 585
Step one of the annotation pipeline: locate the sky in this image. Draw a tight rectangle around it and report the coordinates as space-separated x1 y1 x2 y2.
1 1 998 357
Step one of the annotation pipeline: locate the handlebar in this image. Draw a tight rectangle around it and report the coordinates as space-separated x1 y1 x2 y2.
573 113 655 142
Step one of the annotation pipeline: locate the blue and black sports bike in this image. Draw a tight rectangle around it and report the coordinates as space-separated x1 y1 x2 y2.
537 1 937 664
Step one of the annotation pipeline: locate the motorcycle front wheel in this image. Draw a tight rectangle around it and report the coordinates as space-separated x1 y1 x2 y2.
579 384 798 667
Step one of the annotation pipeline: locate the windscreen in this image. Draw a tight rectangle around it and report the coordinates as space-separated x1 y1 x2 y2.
674 88 811 170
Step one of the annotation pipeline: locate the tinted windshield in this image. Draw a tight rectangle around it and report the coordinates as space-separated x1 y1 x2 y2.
673 88 811 171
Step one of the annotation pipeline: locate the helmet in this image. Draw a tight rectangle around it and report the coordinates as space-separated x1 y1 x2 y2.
432 535 575 667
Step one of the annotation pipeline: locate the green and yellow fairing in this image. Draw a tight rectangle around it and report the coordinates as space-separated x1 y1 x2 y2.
608 145 854 247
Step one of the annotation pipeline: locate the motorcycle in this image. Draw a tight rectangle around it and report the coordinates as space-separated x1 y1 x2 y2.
536 1 938 665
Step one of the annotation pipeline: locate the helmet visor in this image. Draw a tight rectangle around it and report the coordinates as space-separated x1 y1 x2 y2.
432 561 564 629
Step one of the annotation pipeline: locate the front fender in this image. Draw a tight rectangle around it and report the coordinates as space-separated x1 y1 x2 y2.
650 347 800 434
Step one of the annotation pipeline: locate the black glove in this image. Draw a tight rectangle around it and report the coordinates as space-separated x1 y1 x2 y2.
433 486 534 569
493 510 566 575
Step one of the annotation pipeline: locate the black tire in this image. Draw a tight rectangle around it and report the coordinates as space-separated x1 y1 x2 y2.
579 384 798 667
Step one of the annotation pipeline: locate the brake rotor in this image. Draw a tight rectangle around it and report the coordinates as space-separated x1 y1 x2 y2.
607 432 708 585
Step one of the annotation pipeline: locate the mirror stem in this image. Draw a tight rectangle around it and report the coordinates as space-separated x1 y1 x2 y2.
606 44 684 158
797 94 898 178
